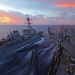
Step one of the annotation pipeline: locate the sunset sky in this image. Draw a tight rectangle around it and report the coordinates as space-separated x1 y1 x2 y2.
0 0 75 25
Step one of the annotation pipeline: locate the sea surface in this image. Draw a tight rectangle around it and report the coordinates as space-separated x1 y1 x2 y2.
0 25 75 40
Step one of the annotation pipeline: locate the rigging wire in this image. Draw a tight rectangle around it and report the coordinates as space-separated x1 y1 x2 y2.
15 51 33 72
1 46 10 62
1 45 33 73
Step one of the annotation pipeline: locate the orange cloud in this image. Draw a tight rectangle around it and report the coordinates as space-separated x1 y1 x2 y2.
0 12 24 25
55 3 75 8
0 10 51 25
0 17 11 23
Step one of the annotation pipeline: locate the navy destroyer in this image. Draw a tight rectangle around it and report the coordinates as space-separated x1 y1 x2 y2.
0 16 44 52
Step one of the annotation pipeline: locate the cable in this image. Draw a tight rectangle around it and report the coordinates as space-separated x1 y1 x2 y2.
1 46 10 62
1 45 33 73
15 52 33 72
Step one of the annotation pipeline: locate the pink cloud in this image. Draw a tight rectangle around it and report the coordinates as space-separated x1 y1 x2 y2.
0 11 51 25
0 10 75 25
0 10 25 25
55 3 75 8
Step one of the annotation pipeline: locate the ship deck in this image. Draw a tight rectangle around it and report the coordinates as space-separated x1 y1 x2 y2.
56 60 72 75
54 32 75 75
55 33 75 57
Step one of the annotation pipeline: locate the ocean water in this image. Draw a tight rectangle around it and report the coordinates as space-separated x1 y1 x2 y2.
0 25 75 40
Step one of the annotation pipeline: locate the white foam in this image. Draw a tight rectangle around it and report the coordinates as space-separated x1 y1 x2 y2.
34 37 44 45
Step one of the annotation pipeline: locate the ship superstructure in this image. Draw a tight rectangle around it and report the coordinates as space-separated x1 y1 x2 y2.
59 25 70 42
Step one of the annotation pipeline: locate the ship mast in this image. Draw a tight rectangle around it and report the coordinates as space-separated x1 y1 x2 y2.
26 15 32 30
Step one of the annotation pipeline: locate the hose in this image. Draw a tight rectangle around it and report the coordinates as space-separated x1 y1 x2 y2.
1 45 33 73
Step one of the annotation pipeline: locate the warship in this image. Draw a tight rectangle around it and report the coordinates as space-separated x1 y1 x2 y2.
0 16 44 52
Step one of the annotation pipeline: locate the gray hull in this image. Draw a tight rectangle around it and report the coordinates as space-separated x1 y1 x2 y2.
0 34 44 54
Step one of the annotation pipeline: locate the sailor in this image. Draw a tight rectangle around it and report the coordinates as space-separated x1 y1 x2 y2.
66 56 75 74
58 44 64 57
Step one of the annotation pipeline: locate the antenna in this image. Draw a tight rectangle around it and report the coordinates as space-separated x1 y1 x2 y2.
26 15 32 30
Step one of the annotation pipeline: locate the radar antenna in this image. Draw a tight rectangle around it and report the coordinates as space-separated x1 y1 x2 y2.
26 15 32 30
